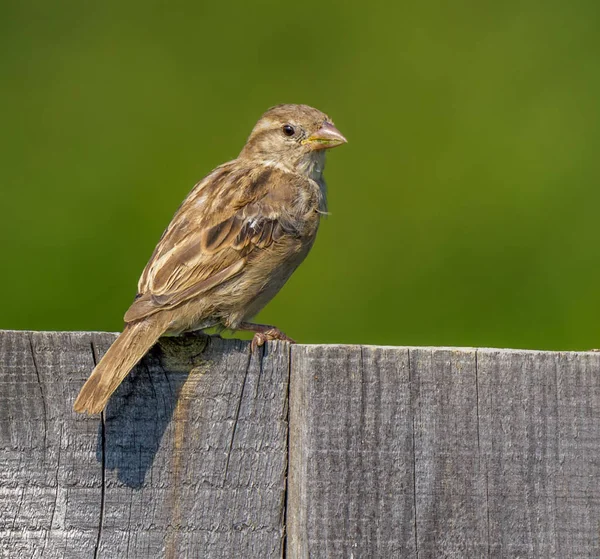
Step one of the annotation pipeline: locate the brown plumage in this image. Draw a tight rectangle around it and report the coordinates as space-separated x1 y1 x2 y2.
74 104 347 414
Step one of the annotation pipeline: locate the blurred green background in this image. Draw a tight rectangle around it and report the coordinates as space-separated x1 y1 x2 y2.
2 0 600 350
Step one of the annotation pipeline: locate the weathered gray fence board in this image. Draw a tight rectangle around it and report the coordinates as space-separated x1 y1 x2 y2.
477 349 600 558
0 331 104 559
2 331 600 558
288 345 416 558
289 345 600 559
410 348 488 557
0 331 288 559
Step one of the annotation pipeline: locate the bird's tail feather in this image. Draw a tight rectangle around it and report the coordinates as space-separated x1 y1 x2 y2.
73 316 168 414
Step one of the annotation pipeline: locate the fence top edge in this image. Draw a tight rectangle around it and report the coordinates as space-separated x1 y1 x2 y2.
3 329 599 357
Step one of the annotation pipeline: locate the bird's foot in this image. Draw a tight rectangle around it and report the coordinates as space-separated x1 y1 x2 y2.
250 328 295 352
237 322 296 353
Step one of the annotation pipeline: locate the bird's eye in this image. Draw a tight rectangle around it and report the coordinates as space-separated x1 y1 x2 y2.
282 124 295 137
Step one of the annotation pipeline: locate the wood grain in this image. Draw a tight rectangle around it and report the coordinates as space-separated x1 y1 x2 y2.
288 344 415 558
2 332 600 558
477 348 600 558
288 345 600 559
0 331 288 559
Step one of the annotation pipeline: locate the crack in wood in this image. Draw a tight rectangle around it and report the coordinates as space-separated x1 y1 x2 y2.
281 343 292 559
28 332 54 558
408 348 420 559
91 341 106 559
475 350 491 559
222 345 251 487
28 333 47 457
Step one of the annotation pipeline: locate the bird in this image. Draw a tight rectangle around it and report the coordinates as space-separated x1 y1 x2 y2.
73 104 347 414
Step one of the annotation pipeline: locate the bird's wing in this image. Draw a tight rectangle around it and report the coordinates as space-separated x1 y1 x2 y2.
124 162 296 323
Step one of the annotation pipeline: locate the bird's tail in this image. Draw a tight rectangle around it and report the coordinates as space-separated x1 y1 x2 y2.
73 316 169 414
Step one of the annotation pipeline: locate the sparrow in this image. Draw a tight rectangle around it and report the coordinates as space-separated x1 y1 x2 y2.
73 104 347 414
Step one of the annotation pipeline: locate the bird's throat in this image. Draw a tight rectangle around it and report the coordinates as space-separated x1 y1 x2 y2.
298 150 326 182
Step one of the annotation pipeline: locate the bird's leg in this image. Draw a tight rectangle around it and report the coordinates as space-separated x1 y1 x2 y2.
237 322 296 352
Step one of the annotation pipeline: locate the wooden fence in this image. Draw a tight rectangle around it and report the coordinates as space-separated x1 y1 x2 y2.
1 330 599 558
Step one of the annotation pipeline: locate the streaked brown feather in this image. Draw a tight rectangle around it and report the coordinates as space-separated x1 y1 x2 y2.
124 258 247 322
202 215 239 252
125 163 306 323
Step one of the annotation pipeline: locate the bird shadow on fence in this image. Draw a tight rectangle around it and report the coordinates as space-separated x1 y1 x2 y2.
94 335 209 488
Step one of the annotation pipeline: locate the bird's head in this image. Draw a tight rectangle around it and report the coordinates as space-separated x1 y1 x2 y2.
239 104 347 178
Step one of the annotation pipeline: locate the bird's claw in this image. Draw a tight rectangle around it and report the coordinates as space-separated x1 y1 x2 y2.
250 328 296 353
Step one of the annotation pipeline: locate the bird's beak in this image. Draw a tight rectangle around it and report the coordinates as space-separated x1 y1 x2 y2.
302 122 347 150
